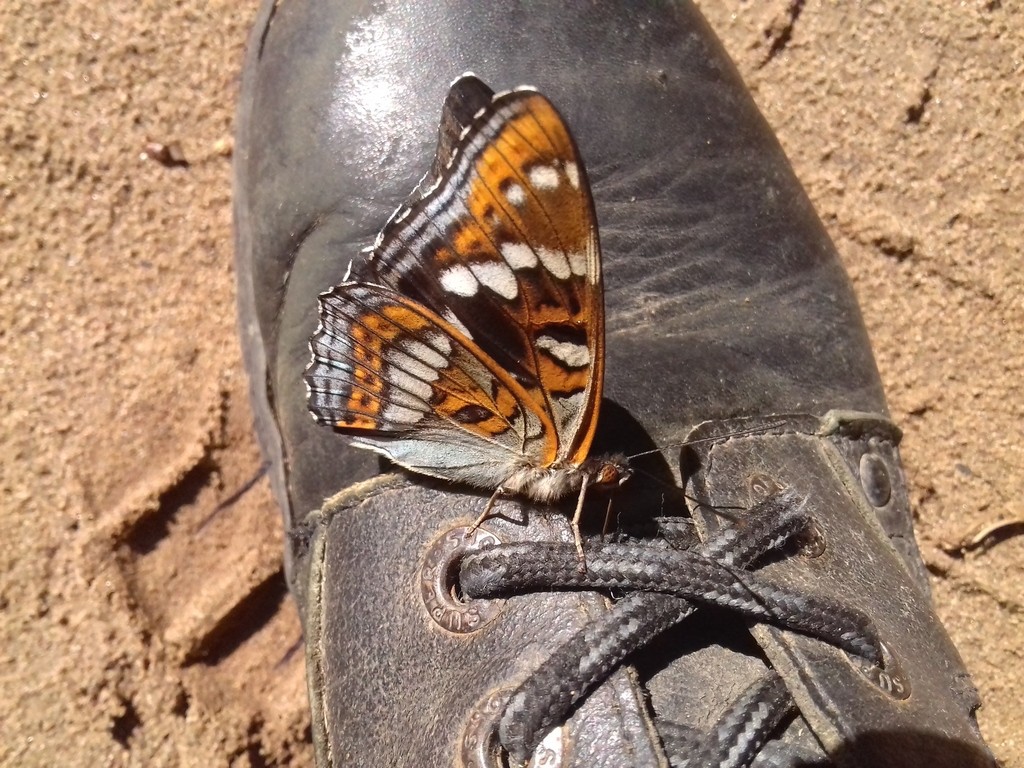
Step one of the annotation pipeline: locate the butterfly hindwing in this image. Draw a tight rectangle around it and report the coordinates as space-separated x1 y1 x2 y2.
365 82 605 466
306 282 561 483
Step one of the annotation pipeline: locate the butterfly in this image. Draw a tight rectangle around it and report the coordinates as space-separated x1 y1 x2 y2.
304 74 629 558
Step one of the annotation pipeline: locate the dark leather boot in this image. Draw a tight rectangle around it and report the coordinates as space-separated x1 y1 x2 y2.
234 2 995 766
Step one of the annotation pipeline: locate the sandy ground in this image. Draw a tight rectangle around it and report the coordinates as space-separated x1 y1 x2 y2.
1 1 1020 766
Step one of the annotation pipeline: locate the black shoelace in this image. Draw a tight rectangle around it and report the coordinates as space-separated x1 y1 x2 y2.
458 490 883 767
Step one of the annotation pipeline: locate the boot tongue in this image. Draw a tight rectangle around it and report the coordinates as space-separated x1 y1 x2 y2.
683 412 992 767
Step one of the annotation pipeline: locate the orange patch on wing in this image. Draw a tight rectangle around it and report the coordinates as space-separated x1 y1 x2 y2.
466 97 590 253
343 319 386 422
535 357 589 395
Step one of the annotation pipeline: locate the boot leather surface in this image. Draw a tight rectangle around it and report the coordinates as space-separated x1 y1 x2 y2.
234 1 994 765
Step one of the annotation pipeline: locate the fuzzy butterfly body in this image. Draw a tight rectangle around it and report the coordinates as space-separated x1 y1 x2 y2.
305 75 629 540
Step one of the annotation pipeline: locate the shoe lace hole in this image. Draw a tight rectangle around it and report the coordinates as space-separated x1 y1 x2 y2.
859 451 893 507
420 525 504 634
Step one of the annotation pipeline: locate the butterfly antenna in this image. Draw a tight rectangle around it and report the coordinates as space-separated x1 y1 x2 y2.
627 463 681 494
625 462 755 525
625 421 788 460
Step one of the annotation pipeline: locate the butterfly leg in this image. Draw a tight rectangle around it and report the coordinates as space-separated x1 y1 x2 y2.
468 486 505 534
570 477 591 569
601 496 616 540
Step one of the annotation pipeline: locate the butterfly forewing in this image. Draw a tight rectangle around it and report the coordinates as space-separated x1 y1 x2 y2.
366 87 605 466
306 76 608 501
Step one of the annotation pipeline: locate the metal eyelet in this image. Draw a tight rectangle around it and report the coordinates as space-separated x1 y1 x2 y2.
748 472 784 498
859 451 893 508
420 525 504 634
799 518 828 558
459 689 506 767
853 640 911 700
459 689 566 768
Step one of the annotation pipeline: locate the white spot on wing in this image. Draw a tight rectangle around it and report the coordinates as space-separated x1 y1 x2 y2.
568 250 587 276
536 336 590 368
558 391 585 416
401 339 446 373
425 332 453 357
505 182 526 206
470 260 518 300
565 162 580 190
382 402 424 424
439 264 479 297
387 346 439 385
387 387 422 410
528 165 559 190
501 242 538 270
386 365 433 401
536 247 571 280
442 311 473 340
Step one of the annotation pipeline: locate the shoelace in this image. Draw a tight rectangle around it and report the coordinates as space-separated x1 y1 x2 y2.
458 490 883 767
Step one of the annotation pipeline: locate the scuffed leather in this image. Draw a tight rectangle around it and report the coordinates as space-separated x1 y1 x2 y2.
303 479 667 768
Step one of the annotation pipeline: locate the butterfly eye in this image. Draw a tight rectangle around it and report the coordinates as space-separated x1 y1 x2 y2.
593 459 631 489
